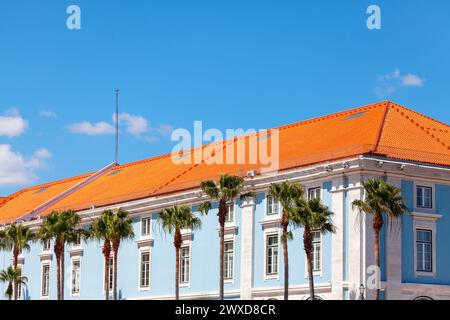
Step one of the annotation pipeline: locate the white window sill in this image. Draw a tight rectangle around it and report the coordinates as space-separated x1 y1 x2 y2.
415 271 435 278
264 274 279 281
138 286 150 292
179 283 190 288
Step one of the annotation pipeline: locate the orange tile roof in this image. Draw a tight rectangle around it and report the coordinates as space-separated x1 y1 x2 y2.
0 101 448 224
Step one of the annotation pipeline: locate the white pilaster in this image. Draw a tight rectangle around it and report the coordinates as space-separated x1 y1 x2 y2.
346 174 364 300
240 198 255 300
331 177 345 300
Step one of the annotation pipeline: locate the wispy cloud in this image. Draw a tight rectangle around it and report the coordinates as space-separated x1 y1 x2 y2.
68 121 115 135
375 69 425 98
113 113 149 136
39 110 57 118
0 145 52 186
0 109 28 137
69 113 169 143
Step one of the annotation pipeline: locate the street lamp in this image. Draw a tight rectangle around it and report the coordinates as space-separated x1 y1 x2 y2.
359 284 365 300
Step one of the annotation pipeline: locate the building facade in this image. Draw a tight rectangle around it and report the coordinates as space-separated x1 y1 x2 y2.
0 101 449 300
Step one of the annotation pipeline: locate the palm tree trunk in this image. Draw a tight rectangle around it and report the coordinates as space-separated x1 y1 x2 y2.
303 227 315 300
55 250 61 300
174 228 182 300
61 243 65 300
13 247 18 300
8 282 12 300
373 212 383 300
282 209 289 300
218 200 227 300
103 240 111 300
112 239 120 300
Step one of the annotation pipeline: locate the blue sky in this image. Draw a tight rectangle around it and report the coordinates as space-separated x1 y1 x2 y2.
1 0 450 195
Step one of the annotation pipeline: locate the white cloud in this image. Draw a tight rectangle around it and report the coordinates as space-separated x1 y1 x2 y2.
0 145 52 186
68 121 115 135
375 69 425 97
156 124 174 137
113 113 149 136
401 74 425 87
39 110 57 118
68 113 170 143
0 109 27 137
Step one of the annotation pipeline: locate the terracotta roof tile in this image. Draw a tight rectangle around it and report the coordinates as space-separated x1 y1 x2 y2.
0 101 448 223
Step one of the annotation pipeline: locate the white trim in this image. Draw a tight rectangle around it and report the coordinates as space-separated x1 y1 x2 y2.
265 194 280 218
179 243 192 288
138 248 151 291
140 215 152 238
70 257 81 297
223 234 236 284
413 181 436 213
40 262 51 300
412 212 441 278
304 230 323 278
263 230 280 281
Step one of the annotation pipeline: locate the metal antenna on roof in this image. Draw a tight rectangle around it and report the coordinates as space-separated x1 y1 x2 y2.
115 89 120 165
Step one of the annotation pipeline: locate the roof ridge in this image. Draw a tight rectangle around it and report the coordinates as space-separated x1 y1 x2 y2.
390 105 450 153
374 102 391 152
390 102 450 129
273 101 389 132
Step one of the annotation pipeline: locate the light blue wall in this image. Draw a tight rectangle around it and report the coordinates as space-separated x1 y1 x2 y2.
402 180 450 285
253 182 332 290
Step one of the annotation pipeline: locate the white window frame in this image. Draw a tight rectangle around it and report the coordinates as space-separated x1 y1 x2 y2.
411 211 442 278
308 187 322 200
138 249 151 291
71 258 81 297
266 195 280 217
413 181 435 213
224 233 236 284
179 244 191 288
264 230 280 280
225 202 236 224
304 230 323 277
416 229 432 273
41 262 51 299
42 239 51 252
141 216 152 237
103 254 114 295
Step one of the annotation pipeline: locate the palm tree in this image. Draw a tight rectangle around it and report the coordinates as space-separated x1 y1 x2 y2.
199 173 254 300
89 209 115 300
289 196 335 300
268 181 303 300
3 223 34 300
352 179 408 300
37 210 81 300
0 266 27 300
109 208 134 300
158 205 202 300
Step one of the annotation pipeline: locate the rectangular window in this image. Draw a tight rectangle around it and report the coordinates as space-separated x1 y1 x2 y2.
141 217 151 236
43 239 51 251
140 251 150 289
180 247 190 284
416 229 432 272
73 233 82 247
71 260 81 295
224 241 234 280
311 231 321 271
106 257 114 292
16 267 22 299
225 203 235 223
417 186 432 208
42 264 50 298
308 187 321 200
266 195 279 216
266 234 279 275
